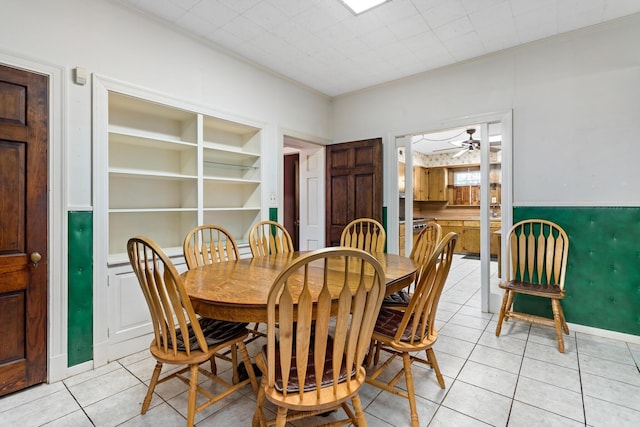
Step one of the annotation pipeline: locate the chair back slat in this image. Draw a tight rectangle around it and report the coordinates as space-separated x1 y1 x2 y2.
340 218 386 253
249 220 294 257
409 222 442 266
266 247 385 400
394 233 458 346
183 225 239 269
505 219 569 289
129 236 208 357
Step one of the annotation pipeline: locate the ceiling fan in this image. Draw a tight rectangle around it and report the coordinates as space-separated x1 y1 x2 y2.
433 128 501 157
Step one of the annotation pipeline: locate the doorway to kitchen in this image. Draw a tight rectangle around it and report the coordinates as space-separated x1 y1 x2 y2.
394 112 512 313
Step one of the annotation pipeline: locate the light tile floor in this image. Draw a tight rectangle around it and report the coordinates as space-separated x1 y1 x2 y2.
2 255 639 426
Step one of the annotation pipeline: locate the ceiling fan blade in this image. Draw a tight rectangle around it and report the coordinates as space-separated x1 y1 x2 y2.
433 146 461 153
452 148 468 158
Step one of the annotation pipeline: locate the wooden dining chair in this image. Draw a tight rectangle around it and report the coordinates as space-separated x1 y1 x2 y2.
495 219 570 352
249 220 294 257
128 236 258 427
383 221 441 307
252 247 386 427
183 224 240 267
365 232 458 427
340 218 386 253
183 224 255 382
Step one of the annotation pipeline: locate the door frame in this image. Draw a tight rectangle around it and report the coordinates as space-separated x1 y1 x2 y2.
388 110 513 313
279 128 328 250
0 53 67 382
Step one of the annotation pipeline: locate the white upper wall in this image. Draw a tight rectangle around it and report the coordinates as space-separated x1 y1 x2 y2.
0 0 332 207
332 13 640 206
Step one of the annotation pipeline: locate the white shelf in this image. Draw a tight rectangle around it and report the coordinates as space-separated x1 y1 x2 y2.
109 130 197 149
109 208 198 213
109 168 198 180
202 176 261 184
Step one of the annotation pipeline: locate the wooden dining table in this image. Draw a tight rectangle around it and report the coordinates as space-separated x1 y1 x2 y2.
181 251 418 323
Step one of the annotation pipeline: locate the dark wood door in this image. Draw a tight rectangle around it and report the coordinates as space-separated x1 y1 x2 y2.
0 64 48 396
283 153 299 250
326 138 382 246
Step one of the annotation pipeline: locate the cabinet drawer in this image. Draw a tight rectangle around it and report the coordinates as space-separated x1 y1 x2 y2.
464 220 480 227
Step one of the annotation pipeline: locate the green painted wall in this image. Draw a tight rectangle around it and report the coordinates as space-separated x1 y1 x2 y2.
513 206 640 336
68 211 93 366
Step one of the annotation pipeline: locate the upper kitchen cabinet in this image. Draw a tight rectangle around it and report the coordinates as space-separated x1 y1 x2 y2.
426 167 448 201
414 166 447 201
413 166 428 201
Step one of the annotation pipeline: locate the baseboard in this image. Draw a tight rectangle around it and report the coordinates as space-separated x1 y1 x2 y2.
47 353 68 383
567 322 640 345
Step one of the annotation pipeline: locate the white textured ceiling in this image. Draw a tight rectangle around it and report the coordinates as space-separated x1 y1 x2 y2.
114 0 640 97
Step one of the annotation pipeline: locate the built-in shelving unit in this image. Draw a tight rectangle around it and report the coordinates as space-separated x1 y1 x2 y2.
104 92 263 264
93 77 265 362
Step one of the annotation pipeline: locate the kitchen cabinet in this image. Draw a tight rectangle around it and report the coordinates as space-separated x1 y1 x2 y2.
490 222 501 256
437 220 463 248
399 222 406 257
427 167 448 201
462 220 480 253
436 219 501 255
414 166 447 201
413 166 428 201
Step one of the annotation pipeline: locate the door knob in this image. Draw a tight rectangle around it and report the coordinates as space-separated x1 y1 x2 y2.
30 252 42 267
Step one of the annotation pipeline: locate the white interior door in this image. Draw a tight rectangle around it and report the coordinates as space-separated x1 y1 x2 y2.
298 145 325 250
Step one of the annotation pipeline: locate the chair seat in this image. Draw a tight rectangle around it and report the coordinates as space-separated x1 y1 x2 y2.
174 318 249 351
373 308 420 342
262 337 354 393
499 280 565 298
382 290 411 307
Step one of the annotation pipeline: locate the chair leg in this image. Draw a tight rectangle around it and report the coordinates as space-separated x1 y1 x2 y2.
209 356 217 375
558 302 570 335
426 348 445 389
142 361 162 414
551 299 565 353
253 380 266 427
275 407 288 427
351 393 367 427
495 290 510 336
373 340 382 366
402 352 419 427
365 340 375 367
186 364 199 427
230 343 239 384
238 341 259 393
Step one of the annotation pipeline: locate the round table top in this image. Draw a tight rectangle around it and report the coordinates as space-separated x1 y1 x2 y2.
182 251 417 323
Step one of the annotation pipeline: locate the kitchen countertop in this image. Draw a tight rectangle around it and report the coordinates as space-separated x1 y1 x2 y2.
399 217 501 222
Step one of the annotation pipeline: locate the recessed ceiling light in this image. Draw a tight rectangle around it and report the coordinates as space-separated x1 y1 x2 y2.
341 0 390 15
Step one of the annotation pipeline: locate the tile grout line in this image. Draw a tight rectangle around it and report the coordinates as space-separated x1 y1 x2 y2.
574 337 588 427
61 381 96 427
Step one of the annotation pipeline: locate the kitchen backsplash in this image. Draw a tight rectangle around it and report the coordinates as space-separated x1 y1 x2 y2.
399 149 500 167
